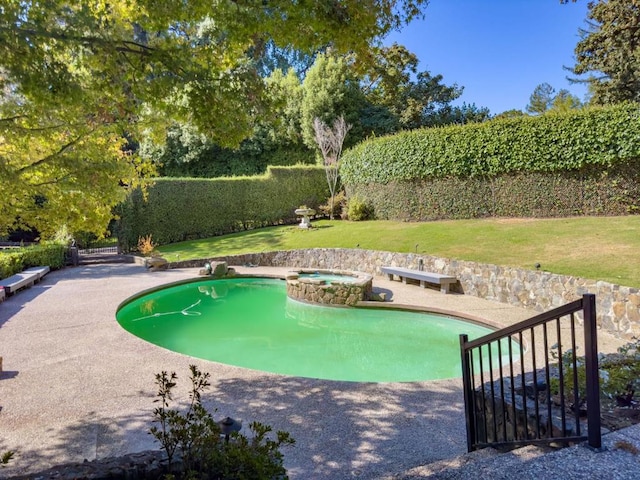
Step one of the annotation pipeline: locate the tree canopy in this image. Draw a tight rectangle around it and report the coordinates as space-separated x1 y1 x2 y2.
301 53 365 150
572 0 640 105
360 44 464 130
526 83 582 115
145 45 479 180
551 89 583 112
527 83 556 114
0 0 428 237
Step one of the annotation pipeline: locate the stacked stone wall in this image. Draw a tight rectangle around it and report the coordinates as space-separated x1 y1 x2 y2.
175 248 640 338
285 270 373 306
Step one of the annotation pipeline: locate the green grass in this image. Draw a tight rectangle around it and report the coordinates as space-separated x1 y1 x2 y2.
157 216 640 288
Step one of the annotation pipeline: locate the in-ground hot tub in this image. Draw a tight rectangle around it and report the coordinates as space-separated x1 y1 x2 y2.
285 269 373 306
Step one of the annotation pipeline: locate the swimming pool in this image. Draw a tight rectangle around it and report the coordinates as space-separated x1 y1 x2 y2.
116 277 517 382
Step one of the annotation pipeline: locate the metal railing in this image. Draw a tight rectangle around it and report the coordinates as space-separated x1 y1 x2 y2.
78 246 119 255
460 294 601 452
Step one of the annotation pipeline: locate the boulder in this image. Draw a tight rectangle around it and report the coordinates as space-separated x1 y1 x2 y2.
211 261 228 278
146 257 168 270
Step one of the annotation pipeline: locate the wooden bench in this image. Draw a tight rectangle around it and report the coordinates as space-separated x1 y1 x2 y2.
0 266 50 297
381 266 457 294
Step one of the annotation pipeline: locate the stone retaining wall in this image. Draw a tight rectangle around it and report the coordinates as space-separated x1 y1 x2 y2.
174 248 640 338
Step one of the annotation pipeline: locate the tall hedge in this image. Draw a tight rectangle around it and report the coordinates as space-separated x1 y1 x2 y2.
346 163 640 221
116 166 328 249
340 103 640 219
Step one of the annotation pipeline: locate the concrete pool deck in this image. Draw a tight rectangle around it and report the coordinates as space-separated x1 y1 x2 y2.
0 263 638 479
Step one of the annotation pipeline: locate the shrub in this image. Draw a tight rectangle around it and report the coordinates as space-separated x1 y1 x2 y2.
346 195 375 221
150 365 294 479
0 251 24 279
0 244 66 280
341 103 640 185
319 190 346 218
137 234 156 257
22 244 67 269
549 338 640 414
340 104 640 221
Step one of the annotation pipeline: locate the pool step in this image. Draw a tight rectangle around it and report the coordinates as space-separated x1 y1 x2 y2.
389 444 552 479
79 253 134 265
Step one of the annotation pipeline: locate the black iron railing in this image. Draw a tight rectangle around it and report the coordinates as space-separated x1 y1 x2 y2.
460 294 601 452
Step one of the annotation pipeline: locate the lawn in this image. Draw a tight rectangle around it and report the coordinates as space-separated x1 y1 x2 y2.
157 216 640 288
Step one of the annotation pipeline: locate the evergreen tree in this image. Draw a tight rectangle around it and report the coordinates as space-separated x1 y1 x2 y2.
527 83 556 114
572 0 640 104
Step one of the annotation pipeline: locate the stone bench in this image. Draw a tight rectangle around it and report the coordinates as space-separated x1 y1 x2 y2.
0 265 50 296
23 266 50 281
381 266 457 294
0 271 40 296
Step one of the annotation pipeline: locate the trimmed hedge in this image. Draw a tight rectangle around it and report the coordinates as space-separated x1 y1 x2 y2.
0 244 67 280
341 104 640 220
116 165 328 249
341 104 640 184
346 162 640 220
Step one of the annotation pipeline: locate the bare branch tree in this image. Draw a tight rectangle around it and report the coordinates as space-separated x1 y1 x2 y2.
313 116 351 219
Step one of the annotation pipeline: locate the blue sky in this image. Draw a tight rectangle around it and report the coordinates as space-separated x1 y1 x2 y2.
385 0 591 115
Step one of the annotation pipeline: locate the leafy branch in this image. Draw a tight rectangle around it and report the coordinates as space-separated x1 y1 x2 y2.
0 27 156 57
149 365 294 478
15 130 95 174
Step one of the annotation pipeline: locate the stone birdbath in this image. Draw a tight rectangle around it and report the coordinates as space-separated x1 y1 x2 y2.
294 207 316 229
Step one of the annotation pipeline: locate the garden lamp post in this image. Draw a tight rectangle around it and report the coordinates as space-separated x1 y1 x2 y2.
218 416 242 443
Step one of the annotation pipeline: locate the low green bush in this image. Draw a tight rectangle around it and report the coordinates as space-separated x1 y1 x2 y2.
346 195 375 221
22 244 67 269
318 190 347 218
0 251 24 279
151 365 294 479
0 244 66 280
550 338 640 415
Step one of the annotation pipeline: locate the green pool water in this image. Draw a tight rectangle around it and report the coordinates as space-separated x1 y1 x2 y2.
116 277 516 382
297 272 359 283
